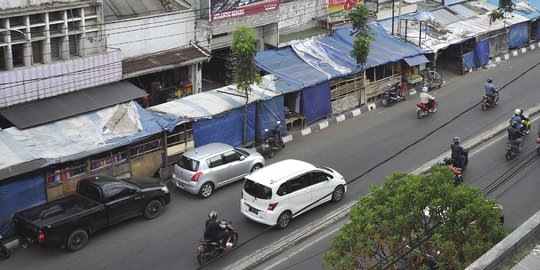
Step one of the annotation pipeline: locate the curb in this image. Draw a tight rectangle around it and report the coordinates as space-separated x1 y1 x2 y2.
489 41 540 65
229 107 540 270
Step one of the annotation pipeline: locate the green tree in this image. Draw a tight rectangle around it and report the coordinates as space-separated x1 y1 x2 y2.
324 166 509 270
231 25 261 144
349 3 374 67
489 0 516 24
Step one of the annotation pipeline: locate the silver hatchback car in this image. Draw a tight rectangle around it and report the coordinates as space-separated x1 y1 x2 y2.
172 143 265 198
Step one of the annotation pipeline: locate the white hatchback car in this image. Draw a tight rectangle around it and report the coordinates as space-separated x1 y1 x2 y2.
240 159 346 229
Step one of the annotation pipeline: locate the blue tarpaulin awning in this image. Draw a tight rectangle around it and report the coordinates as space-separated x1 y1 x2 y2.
404 54 430 66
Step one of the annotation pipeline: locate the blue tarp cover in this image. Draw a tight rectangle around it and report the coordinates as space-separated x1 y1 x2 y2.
258 95 287 138
474 39 490 67
302 82 332 124
333 24 425 69
0 175 46 236
508 22 530 48
463 51 476 69
192 104 256 147
404 54 430 66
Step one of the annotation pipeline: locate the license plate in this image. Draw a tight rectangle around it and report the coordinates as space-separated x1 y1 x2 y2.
246 204 258 214
176 181 184 188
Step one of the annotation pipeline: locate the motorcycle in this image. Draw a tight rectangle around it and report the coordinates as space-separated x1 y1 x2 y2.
437 158 464 186
259 121 284 158
505 141 521 161
481 91 499 111
197 220 239 265
0 234 10 259
381 82 405 107
416 99 438 119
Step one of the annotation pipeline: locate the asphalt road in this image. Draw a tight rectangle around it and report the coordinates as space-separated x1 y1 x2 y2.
254 118 540 270
3 51 539 270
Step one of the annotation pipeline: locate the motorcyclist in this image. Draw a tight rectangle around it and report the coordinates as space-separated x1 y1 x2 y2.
484 78 497 104
450 137 468 169
510 109 525 132
508 121 526 151
419 86 436 111
204 211 229 248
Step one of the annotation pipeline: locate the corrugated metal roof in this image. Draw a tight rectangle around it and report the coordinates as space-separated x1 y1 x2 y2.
431 8 462 25
449 4 479 19
511 245 540 270
103 0 187 22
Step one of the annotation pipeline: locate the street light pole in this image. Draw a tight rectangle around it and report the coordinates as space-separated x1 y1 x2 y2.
391 0 395 35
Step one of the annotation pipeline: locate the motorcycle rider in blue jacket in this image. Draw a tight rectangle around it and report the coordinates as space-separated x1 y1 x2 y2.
484 78 497 103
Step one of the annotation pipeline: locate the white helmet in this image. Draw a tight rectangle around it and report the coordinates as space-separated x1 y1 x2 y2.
208 211 218 220
514 109 522 115
422 86 428 92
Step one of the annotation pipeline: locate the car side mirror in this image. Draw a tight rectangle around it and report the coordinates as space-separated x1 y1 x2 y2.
240 156 246 161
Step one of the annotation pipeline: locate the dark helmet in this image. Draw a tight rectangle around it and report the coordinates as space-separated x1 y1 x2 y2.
208 210 218 220
510 121 519 128
487 78 493 83
443 157 452 165
453 137 460 145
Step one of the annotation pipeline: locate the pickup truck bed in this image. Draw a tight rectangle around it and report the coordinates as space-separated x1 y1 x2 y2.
15 194 103 228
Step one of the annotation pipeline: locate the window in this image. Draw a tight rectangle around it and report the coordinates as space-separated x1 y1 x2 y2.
222 150 242 163
29 14 43 25
68 35 80 56
288 176 308 193
177 156 199 171
12 44 24 67
277 182 288 196
243 179 272 199
50 37 62 59
207 155 224 168
32 41 43 64
48 11 64 22
0 47 6 71
309 172 330 185
107 185 135 201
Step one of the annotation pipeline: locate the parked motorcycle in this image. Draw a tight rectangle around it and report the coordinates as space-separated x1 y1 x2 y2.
381 82 405 107
505 141 521 161
0 234 11 259
416 99 438 119
260 121 284 158
481 91 499 111
197 220 239 265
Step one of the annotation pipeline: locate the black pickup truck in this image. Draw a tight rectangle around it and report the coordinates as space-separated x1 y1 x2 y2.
13 175 170 251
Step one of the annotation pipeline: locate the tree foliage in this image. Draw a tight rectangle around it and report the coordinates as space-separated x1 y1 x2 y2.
489 0 516 23
349 3 374 67
231 25 261 143
231 25 261 95
324 166 509 270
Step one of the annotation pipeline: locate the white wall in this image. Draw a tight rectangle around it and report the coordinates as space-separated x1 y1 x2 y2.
279 0 326 33
106 11 195 59
0 0 85 10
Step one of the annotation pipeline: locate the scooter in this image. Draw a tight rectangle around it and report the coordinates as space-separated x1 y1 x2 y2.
416 99 438 119
260 121 284 158
481 91 499 111
381 82 405 107
0 234 11 259
505 141 521 161
197 220 239 265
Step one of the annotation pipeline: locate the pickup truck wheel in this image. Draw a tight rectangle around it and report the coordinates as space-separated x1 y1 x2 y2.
144 200 163 219
67 229 88 251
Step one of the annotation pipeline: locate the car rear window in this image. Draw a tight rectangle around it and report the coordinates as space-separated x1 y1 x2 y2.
177 156 199 171
243 179 272 200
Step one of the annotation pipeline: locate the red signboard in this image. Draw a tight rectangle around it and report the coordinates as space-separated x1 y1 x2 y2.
209 0 279 21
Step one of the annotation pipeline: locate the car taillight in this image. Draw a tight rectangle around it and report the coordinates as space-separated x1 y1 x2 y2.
38 230 46 244
191 172 203 182
268 203 278 211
